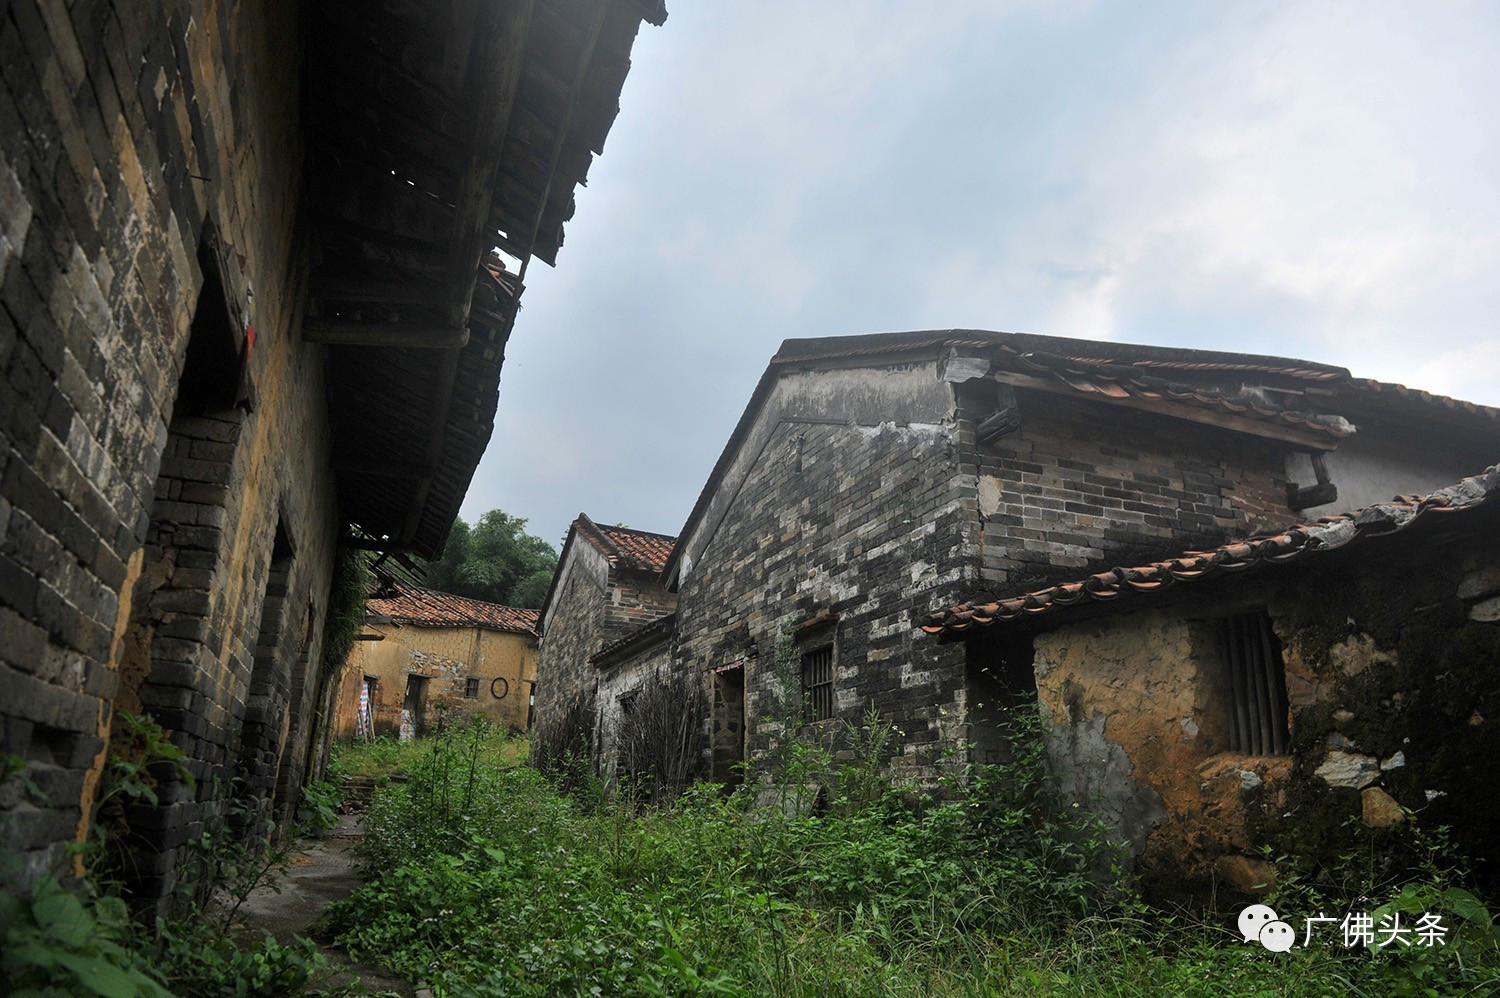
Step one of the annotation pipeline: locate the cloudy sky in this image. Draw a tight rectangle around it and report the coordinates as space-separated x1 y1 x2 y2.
461 0 1500 550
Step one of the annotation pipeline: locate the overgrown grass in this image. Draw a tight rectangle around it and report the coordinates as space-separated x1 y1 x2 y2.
325 711 1500 996
330 727 527 780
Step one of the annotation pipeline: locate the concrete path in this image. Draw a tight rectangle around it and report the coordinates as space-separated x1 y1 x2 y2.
232 813 421 996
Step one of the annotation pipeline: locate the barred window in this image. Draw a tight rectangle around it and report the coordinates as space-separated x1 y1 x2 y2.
801 645 834 722
1219 610 1289 755
464 677 480 699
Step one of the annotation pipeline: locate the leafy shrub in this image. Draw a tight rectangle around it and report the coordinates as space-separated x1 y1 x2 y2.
2 720 331 998
296 780 342 837
327 695 1500 997
154 917 325 998
0 870 171 997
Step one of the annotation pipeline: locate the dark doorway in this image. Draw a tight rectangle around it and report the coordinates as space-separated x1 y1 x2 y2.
233 521 296 837
711 665 746 787
402 675 430 739
965 631 1037 766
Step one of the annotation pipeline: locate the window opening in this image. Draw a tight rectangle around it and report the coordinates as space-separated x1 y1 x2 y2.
801 645 834 722
464 677 480 698
1219 610 1290 755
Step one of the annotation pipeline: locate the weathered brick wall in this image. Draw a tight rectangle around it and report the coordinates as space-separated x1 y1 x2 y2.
536 538 611 721
1 0 341 899
595 637 672 780
672 402 974 783
602 569 676 636
960 385 1293 593
537 531 676 723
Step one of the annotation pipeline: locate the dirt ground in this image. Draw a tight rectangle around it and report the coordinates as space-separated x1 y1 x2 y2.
232 813 423 997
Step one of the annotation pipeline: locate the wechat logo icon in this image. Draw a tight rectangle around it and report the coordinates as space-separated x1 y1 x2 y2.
1239 904 1295 952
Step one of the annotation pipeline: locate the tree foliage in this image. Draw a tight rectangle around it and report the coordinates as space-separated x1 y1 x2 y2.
425 510 558 609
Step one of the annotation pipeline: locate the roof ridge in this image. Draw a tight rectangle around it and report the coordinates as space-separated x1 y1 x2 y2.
575 512 626 562
597 522 678 542
392 583 536 614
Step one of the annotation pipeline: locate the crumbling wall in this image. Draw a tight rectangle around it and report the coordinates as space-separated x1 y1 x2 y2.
335 624 538 737
535 539 612 724
1029 517 1500 898
1033 609 1291 892
1268 529 1500 896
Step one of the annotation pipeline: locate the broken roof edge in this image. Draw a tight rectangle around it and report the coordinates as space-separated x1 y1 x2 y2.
590 611 677 668
921 461 1500 639
664 330 1500 588
575 513 677 572
663 328 1397 587
772 329 1355 380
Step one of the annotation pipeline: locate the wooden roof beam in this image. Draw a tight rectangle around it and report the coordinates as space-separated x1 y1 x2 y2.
516 0 613 280
441 0 535 329
399 347 464 546
305 319 469 349
314 277 447 306
991 372 1348 451
335 456 439 479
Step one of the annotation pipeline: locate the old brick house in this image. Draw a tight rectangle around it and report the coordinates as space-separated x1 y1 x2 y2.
545 330 1498 799
534 514 677 766
922 463 1500 897
0 0 664 903
333 586 539 741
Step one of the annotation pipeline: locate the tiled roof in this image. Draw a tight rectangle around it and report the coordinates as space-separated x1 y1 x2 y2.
999 348 1356 440
922 463 1500 637
1348 378 1500 424
367 585 540 634
575 514 675 574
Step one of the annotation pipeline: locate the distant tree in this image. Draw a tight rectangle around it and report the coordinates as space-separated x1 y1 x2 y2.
425 510 557 609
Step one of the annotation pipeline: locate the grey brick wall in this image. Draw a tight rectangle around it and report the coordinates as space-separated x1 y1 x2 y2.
536 538 611 722
958 385 1294 595
537 532 676 725
1 0 340 902
672 416 973 783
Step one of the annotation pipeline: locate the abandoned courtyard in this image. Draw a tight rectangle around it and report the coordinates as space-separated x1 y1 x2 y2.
4 1 1500 995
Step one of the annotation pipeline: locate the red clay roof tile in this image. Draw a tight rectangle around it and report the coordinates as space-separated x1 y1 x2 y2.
575 514 675 574
367 585 539 634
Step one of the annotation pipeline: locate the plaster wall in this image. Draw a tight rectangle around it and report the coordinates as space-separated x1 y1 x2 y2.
1034 610 1290 884
335 623 538 738
1290 426 1496 518
1029 519 1500 896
